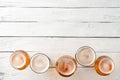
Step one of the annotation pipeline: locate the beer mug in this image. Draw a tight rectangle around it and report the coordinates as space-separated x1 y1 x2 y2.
75 46 96 66
56 55 77 77
10 50 30 70
94 56 115 76
30 53 50 74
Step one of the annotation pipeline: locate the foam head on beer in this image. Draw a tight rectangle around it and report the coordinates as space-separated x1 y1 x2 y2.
30 53 50 73
75 46 96 66
94 56 114 76
10 50 30 70
56 55 77 77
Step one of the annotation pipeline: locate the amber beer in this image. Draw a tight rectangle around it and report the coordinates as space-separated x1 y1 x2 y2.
56 55 77 77
94 56 114 76
10 50 30 70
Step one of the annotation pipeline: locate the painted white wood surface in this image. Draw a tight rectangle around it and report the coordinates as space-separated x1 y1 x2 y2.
1 8 120 22
0 0 120 80
0 0 120 7
0 23 120 37
0 52 120 80
0 38 119 53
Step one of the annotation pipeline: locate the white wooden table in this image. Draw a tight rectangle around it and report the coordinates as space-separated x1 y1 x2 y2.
0 0 120 80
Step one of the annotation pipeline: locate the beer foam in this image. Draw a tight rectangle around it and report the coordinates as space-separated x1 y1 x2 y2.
99 57 114 74
56 56 76 76
30 53 49 73
11 52 26 68
76 46 96 66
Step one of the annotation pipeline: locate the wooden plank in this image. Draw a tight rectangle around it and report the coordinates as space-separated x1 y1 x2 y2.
0 0 120 79
0 23 120 37
0 0 120 7
0 8 120 22
0 38 119 52
0 52 119 80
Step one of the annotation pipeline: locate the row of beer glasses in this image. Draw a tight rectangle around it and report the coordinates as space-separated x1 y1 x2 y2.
10 46 114 77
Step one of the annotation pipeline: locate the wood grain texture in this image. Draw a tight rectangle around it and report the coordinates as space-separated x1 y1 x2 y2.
0 52 119 80
0 38 119 52
0 8 120 22
0 0 120 7
0 0 120 79
0 23 120 37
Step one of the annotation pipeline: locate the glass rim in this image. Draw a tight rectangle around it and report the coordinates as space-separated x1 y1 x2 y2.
75 46 96 66
10 50 30 70
55 55 77 77
30 53 50 74
97 56 115 75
